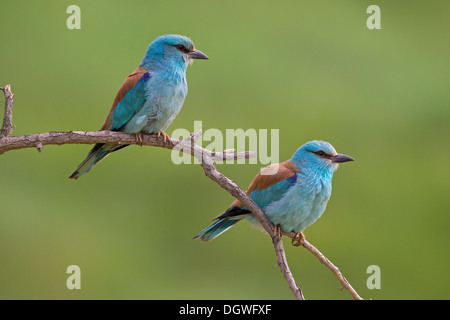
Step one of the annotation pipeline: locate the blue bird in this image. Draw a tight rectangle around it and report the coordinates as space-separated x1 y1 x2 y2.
194 141 354 245
69 34 208 179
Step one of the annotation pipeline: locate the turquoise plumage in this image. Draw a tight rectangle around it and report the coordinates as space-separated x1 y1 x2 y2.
69 34 208 179
194 141 354 243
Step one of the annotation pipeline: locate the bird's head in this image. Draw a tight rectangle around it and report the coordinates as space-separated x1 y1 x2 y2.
291 140 354 173
141 34 209 70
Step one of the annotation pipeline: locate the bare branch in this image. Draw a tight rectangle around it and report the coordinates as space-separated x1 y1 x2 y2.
272 234 305 300
191 148 305 299
0 84 15 138
1 84 363 300
301 240 363 300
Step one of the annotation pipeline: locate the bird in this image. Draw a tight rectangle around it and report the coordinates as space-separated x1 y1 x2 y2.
69 34 209 179
194 140 354 245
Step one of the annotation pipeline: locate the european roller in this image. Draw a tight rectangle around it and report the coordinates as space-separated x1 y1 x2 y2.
69 34 208 179
194 141 354 245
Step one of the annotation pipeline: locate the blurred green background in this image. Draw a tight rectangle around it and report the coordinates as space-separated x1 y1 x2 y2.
0 0 449 300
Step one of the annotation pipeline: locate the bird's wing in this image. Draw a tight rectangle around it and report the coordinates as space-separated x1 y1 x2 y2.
101 66 151 131
215 160 300 220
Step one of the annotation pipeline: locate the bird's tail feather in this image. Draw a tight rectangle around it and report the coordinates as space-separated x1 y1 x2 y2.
193 216 244 241
69 143 127 179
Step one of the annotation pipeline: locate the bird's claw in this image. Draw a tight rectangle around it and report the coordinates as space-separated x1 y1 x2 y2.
157 131 170 146
135 132 144 146
273 225 282 240
292 231 305 247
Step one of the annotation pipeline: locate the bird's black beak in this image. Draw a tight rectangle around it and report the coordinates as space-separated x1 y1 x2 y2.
189 49 209 60
330 154 354 163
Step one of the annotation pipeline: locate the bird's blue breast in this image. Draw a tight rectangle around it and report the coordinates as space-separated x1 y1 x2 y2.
246 170 333 233
122 69 188 134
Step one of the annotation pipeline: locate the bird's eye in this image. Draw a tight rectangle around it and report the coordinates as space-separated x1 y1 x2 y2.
316 151 326 157
175 45 189 53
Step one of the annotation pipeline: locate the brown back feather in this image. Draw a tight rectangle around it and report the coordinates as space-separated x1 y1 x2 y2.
101 66 150 130
231 160 300 208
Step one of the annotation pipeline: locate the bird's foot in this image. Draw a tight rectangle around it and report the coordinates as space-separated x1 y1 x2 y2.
157 131 171 146
275 225 282 238
135 132 143 146
291 231 305 247
272 224 283 242
157 131 170 142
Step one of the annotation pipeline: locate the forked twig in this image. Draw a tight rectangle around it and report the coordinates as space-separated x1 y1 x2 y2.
1 84 363 300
